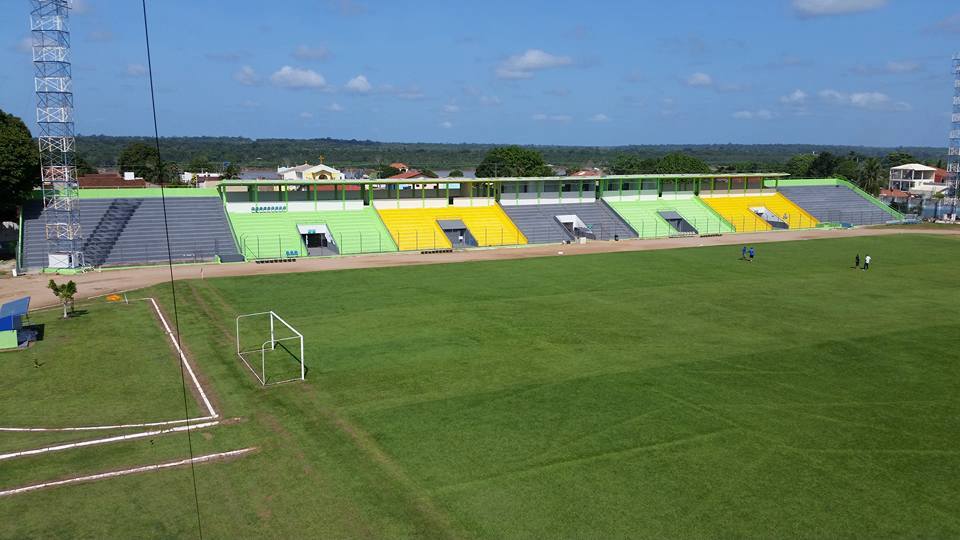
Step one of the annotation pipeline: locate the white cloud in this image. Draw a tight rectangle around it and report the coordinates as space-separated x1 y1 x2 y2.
72 0 93 15
685 72 713 87
299 111 314 119
345 74 372 93
532 113 573 122
780 89 808 104
589 113 610 122
234 65 259 86
496 49 573 79
884 61 921 73
818 89 911 111
792 0 887 17
819 89 846 103
126 63 147 77
440 121 453 129
293 45 330 61
479 95 501 106
326 102 344 112
239 100 260 109
442 104 460 113
732 109 775 120
270 66 328 89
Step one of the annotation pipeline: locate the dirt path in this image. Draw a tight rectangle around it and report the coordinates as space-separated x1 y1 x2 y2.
6 227 958 310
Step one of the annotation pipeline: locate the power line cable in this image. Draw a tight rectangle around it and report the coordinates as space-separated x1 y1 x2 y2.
140 1 204 537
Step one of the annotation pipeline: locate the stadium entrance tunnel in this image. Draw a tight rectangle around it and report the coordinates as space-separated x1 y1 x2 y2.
555 214 596 240
750 207 789 229
437 220 477 248
657 211 697 234
297 224 339 256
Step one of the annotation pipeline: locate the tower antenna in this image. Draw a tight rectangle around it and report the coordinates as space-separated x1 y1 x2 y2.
31 0 82 269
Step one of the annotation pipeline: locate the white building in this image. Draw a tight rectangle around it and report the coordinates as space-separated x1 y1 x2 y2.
277 163 344 181
889 164 935 191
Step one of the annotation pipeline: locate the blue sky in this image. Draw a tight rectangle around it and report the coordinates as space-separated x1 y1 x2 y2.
1 0 958 146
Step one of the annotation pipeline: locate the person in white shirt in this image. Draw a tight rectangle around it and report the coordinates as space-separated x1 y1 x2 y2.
863 254 871 271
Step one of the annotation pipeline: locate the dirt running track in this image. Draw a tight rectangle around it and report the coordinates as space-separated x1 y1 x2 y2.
5 227 958 310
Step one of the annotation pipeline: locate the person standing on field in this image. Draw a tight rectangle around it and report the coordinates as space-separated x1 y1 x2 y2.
741 245 747 260
855 254 860 268
863 254 871 271
748 246 755 262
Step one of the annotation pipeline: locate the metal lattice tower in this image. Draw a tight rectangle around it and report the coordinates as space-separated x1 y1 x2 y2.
950 53 960 195
31 0 82 268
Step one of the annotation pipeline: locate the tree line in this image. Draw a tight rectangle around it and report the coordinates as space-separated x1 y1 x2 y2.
0 107 944 220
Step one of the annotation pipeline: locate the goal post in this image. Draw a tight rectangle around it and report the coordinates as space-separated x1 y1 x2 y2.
236 311 305 385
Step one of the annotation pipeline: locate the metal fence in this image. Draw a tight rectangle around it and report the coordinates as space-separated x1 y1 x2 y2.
83 238 228 267
238 232 395 259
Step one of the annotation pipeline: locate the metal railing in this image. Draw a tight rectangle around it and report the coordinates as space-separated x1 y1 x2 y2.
239 232 393 259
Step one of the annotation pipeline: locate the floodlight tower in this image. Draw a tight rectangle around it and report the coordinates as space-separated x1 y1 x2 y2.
31 0 82 268
950 53 960 196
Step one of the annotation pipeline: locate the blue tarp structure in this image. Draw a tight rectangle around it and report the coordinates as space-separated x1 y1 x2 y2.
0 297 30 318
0 297 30 332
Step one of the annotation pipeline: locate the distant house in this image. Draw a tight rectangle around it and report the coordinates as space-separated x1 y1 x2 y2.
568 168 602 177
78 172 146 189
389 162 410 173
277 163 345 181
388 169 431 180
889 163 949 198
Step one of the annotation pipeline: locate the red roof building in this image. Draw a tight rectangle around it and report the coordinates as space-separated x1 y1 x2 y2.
388 169 431 180
78 173 146 189
389 162 410 172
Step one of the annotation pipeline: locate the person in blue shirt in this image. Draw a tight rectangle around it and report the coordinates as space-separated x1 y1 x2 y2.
741 245 747 260
748 246 755 262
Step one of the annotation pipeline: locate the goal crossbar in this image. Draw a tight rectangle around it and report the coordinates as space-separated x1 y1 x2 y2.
236 311 305 385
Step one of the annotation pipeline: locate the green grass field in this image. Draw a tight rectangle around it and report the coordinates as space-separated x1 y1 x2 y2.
2 234 959 538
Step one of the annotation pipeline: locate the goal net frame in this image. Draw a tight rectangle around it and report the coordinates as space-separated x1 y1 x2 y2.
235 311 305 386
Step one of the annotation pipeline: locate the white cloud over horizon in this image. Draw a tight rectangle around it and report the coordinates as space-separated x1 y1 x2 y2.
345 74 372 93
792 0 887 17
270 66 328 89
733 109 775 120
496 49 573 79
685 72 713 87
819 89 910 111
234 65 259 86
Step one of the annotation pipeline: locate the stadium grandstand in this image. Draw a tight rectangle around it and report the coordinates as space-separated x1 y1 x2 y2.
14 174 904 272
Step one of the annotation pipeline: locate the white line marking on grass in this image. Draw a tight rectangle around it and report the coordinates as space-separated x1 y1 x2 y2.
0 416 218 432
0 421 220 462
1 297 219 435
0 447 256 498
141 297 218 418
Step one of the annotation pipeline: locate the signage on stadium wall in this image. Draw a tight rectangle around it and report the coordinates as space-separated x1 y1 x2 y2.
251 204 288 213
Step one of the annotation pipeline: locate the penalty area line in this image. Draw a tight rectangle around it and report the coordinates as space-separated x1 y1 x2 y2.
0 447 256 498
0 420 221 462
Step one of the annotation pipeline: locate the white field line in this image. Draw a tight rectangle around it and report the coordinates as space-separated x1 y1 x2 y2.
0 420 221 462
0 447 256 498
0 297 219 433
141 297 218 418
0 416 218 432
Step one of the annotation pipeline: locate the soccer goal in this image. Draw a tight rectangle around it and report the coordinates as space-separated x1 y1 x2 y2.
235 311 305 386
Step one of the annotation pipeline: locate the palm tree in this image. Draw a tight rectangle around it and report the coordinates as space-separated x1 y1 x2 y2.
857 158 884 196
48 279 77 319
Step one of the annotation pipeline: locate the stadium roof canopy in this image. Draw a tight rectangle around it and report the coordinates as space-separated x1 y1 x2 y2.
218 172 788 188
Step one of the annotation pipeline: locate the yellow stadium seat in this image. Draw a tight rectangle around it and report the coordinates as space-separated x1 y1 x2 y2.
377 205 527 251
700 193 818 232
